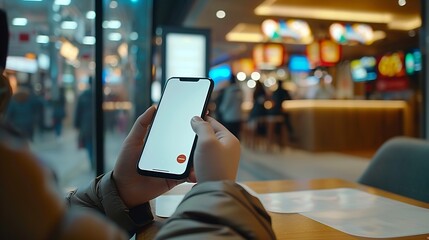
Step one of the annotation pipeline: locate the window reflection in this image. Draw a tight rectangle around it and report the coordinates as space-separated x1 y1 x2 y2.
0 0 150 193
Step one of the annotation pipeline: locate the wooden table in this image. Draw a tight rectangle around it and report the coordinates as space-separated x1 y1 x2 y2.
137 179 429 239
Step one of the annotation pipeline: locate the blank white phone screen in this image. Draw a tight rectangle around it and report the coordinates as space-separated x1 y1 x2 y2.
138 78 211 175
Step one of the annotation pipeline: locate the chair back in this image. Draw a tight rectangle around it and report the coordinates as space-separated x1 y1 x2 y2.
358 137 429 203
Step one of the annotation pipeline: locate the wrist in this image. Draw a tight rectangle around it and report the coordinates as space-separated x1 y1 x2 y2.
111 171 141 208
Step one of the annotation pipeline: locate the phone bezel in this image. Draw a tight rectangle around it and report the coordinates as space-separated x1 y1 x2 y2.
136 77 214 179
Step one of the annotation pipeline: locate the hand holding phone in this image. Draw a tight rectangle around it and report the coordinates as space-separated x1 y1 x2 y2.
137 77 214 179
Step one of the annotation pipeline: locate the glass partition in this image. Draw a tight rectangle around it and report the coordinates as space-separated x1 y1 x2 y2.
1 0 152 193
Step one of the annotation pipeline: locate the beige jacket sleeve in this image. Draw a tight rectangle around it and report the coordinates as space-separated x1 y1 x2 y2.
155 181 276 240
66 171 154 237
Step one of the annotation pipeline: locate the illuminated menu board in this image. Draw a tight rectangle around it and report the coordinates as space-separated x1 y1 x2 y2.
161 27 210 87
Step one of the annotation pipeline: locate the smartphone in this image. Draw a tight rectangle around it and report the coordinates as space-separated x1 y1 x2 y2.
137 77 214 179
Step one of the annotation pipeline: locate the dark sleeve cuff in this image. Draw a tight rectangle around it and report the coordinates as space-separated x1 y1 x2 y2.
98 171 154 236
67 171 154 237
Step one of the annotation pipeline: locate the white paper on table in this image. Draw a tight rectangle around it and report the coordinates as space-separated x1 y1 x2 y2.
256 188 429 238
256 188 378 213
155 182 195 218
155 182 256 218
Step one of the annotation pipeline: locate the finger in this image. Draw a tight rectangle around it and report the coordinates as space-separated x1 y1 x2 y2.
190 116 215 138
205 116 228 133
205 116 237 143
187 169 197 183
125 106 156 144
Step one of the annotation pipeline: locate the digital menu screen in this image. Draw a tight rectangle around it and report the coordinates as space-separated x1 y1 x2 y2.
165 33 206 79
161 28 210 88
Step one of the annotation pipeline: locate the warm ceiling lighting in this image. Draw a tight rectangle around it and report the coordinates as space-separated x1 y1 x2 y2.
388 16 421 31
226 23 264 42
254 0 420 31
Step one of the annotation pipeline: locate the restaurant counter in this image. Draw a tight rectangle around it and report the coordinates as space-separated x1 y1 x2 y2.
281 100 413 152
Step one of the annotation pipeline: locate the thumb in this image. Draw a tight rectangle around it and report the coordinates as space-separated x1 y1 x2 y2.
124 106 156 144
190 116 215 138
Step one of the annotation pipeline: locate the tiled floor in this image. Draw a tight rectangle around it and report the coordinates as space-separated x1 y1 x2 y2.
237 146 372 182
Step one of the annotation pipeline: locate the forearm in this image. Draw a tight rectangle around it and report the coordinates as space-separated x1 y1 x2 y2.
155 181 276 239
66 171 154 236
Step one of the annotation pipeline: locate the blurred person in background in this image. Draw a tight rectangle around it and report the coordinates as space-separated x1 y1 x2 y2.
52 86 66 139
74 76 94 169
248 80 268 136
217 74 243 139
268 81 296 142
5 85 44 141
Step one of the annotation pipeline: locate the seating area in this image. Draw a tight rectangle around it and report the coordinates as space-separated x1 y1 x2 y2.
241 115 290 152
358 137 429 203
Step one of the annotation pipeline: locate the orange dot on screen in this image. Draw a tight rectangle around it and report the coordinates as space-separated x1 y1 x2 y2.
177 154 186 163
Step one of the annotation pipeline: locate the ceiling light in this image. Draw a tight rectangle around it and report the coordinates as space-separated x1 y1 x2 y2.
108 33 122 41
54 0 71 6
23 0 43 1
86 11 96 19
388 16 421 30
82 36 96 45
109 0 118 8
61 21 78 29
216 10 226 19
247 79 256 88
256 5 391 23
251 72 261 81
129 32 138 41
237 72 246 81
36 35 49 44
12 18 28 26
103 20 121 29
398 0 406 6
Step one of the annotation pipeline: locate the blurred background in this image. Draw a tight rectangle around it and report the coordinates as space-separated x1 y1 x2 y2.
0 0 426 193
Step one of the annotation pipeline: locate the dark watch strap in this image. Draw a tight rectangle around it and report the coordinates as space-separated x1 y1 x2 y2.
128 202 153 224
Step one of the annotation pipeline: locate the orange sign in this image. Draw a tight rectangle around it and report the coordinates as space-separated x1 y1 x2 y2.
319 40 341 66
253 43 286 69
